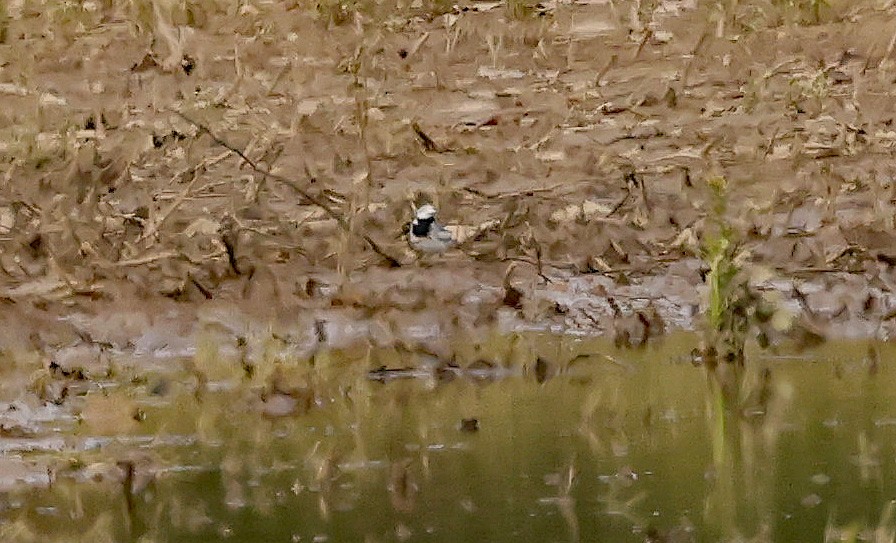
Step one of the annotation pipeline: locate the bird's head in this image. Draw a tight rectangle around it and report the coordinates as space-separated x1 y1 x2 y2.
415 204 438 220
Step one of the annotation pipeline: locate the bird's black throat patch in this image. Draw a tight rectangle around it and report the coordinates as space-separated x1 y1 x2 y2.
412 217 434 237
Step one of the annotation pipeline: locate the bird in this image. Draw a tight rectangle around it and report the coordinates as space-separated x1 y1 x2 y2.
408 204 455 254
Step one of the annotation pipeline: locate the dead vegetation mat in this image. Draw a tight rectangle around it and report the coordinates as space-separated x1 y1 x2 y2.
3 0 896 351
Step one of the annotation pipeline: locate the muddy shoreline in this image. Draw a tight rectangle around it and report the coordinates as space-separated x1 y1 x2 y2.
3 258 894 372
3 1 896 361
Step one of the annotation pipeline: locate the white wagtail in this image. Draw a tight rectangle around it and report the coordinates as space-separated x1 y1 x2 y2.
408 204 455 254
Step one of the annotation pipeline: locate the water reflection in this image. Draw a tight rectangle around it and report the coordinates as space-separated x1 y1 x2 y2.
2 335 896 542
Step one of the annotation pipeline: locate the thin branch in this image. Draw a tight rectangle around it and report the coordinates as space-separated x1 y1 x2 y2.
606 188 631 217
114 251 179 267
137 159 208 244
174 110 402 268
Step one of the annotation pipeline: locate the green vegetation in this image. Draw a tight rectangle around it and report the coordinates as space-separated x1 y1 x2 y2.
701 175 749 367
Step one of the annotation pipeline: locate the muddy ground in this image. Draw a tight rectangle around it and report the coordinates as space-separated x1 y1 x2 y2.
3 0 896 367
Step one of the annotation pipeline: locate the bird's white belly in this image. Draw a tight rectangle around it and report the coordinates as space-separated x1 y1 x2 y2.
410 236 452 253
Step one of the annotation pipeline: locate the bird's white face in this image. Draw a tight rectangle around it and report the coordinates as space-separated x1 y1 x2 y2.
415 204 437 220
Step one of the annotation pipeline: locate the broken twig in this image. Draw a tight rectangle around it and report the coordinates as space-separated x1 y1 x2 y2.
174 111 402 267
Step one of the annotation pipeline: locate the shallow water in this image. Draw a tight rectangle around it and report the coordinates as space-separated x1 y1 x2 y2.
2 335 896 542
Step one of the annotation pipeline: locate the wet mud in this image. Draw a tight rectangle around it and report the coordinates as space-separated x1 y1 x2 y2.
3 1 896 362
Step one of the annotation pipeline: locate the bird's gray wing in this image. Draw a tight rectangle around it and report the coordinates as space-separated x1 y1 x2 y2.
434 226 455 243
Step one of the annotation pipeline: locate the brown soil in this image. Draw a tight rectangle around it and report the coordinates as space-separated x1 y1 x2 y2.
3 0 896 362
